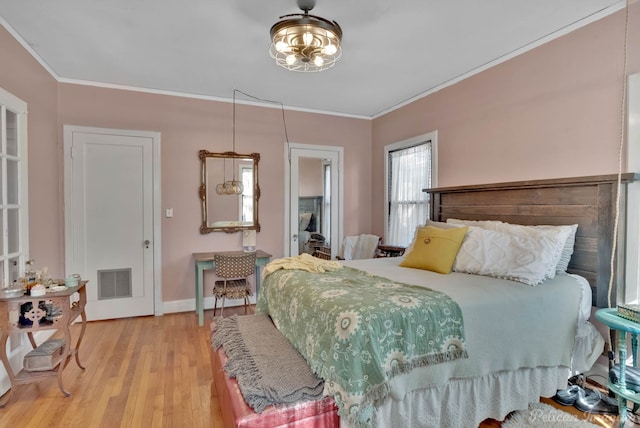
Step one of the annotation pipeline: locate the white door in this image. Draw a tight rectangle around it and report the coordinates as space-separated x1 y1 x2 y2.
64 126 159 321
285 144 343 258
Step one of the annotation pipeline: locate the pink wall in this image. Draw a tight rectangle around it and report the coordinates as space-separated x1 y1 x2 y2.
0 25 371 302
0 28 62 276
371 5 640 238
1 3 638 307
55 85 371 302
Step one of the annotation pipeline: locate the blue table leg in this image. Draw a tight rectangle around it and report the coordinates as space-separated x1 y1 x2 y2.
619 330 628 428
255 267 261 299
196 263 205 326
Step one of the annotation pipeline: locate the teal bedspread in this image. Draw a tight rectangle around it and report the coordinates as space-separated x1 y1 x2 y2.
256 266 468 427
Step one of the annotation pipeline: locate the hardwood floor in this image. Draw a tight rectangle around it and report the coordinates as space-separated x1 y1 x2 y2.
0 306 625 427
0 308 222 427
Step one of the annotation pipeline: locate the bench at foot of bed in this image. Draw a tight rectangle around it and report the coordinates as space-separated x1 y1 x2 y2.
210 322 339 428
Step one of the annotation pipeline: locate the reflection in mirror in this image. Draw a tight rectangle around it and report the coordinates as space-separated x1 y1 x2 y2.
199 150 260 233
296 157 331 256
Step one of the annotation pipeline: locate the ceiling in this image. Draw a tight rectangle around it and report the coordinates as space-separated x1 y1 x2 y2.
0 0 625 118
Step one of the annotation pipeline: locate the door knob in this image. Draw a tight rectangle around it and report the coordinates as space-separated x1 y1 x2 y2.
144 240 150 248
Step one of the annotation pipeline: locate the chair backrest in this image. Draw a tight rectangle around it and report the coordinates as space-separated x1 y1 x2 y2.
340 234 381 260
214 252 256 279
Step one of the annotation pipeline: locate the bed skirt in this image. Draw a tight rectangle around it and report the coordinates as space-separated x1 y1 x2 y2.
210 320 569 428
373 366 569 428
210 325 339 428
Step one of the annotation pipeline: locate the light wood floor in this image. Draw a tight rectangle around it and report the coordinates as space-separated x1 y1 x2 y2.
0 305 624 427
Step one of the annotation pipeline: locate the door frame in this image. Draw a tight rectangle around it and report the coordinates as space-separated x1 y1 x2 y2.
63 125 163 316
625 73 640 304
284 142 344 258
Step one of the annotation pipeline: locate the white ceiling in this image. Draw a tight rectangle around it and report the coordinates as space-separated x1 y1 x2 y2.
0 0 625 118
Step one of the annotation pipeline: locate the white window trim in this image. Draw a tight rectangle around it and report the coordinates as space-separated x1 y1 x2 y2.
383 131 438 243
625 73 640 304
0 87 29 396
0 87 28 287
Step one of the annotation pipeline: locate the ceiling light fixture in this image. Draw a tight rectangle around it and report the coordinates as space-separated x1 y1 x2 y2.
269 0 342 72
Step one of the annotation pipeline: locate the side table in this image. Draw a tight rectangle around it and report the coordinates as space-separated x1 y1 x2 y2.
0 281 87 406
595 308 640 427
376 245 406 258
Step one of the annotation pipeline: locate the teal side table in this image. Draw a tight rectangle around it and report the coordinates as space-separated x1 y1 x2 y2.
595 308 640 427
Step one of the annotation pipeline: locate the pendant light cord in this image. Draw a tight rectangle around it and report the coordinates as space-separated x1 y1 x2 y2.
233 89 290 145
605 0 630 363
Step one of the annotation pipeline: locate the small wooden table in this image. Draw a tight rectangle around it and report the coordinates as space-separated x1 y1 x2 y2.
595 308 640 427
376 245 406 258
0 281 87 406
193 250 271 326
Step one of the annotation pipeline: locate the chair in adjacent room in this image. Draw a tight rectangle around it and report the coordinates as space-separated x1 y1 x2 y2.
337 234 381 260
212 252 256 317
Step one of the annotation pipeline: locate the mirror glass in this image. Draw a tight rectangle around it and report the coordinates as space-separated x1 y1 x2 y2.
199 150 260 233
295 157 332 256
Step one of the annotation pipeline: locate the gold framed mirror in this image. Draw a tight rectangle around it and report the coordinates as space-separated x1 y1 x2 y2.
199 150 260 233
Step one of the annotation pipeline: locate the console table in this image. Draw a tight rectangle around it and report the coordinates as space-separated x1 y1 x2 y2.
193 250 271 326
0 281 87 406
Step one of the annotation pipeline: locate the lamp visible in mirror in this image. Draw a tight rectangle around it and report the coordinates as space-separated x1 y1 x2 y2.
216 179 244 195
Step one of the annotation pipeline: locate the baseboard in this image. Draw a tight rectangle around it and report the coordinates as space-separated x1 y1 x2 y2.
162 295 257 315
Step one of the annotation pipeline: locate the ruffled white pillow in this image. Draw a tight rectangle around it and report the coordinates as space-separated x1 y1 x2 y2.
447 219 576 275
532 224 578 273
452 226 570 286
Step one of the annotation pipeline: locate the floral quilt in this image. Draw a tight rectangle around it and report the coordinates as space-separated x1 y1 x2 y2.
256 266 467 427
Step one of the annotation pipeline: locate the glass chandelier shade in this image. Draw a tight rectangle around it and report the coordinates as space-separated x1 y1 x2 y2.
269 12 342 72
216 178 244 195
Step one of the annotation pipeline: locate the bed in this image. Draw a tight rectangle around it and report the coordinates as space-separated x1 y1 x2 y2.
212 173 638 428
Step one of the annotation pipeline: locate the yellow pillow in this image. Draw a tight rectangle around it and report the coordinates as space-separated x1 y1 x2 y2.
399 226 468 274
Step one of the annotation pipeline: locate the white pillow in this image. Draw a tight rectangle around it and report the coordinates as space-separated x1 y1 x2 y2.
447 219 575 276
447 218 504 228
490 223 574 276
452 226 569 286
533 224 578 273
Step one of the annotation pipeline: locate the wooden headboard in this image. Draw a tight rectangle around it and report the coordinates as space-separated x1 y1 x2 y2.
425 174 639 308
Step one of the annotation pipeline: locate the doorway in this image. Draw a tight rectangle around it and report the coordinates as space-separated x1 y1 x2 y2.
63 126 162 321
284 143 343 258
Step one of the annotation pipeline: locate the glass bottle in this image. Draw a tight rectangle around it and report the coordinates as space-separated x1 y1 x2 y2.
25 259 36 293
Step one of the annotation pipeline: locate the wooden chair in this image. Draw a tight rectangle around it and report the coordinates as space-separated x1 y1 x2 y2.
312 246 332 260
212 252 256 317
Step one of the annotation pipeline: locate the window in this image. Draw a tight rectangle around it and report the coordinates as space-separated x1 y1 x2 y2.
239 163 253 222
384 131 437 247
625 73 640 304
322 161 331 245
0 88 28 288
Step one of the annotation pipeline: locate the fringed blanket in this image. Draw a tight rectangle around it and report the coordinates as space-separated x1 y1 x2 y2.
256 267 468 427
212 314 324 413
